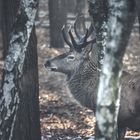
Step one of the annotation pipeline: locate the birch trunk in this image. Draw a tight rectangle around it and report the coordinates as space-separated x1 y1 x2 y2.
88 0 108 67
95 0 135 140
0 0 40 140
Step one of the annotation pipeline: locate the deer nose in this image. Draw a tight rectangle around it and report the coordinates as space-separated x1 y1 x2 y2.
44 60 51 68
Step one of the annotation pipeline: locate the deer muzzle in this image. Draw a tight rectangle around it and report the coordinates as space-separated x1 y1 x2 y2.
44 60 58 71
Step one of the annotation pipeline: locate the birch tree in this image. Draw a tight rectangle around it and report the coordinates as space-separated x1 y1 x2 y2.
89 0 136 139
0 0 41 140
88 0 108 67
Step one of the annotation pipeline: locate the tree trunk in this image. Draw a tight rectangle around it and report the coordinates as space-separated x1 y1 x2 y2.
0 0 41 140
94 0 135 140
88 0 108 68
0 0 2 29
0 0 3 59
1 0 19 58
135 0 140 33
48 0 67 48
12 27 41 140
75 0 86 15
67 0 76 13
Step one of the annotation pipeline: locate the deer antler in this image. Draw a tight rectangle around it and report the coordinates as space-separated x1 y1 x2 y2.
62 19 96 51
74 18 81 39
62 25 74 49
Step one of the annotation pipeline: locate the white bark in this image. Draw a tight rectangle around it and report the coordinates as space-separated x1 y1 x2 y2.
0 0 38 139
95 0 135 140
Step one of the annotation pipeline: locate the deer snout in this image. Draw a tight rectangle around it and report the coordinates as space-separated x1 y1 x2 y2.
44 60 58 71
44 60 51 67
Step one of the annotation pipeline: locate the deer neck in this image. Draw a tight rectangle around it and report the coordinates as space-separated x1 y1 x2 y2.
68 59 100 111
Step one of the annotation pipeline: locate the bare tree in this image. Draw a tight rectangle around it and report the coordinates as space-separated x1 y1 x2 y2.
75 0 87 15
135 0 140 33
89 0 136 139
0 0 3 59
1 0 19 58
48 0 67 48
66 0 76 13
0 1 2 29
0 0 41 140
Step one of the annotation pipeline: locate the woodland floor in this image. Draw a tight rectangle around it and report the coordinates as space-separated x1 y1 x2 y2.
36 0 140 140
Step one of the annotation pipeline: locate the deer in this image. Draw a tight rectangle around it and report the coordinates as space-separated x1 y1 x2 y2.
44 21 140 140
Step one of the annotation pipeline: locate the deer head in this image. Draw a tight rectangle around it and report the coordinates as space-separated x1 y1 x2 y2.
44 20 96 77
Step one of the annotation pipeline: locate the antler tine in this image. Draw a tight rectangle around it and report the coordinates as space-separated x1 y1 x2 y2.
77 28 87 45
68 27 78 46
84 28 89 42
86 37 96 45
87 23 95 38
86 23 96 44
82 23 96 45
62 25 73 48
74 18 81 39
80 26 96 47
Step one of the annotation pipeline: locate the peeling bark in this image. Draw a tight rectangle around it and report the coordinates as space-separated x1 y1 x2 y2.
1 0 20 58
0 0 39 140
12 27 41 140
88 0 108 67
95 0 135 140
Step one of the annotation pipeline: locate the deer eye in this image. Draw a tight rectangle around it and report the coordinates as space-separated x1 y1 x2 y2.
67 55 75 60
